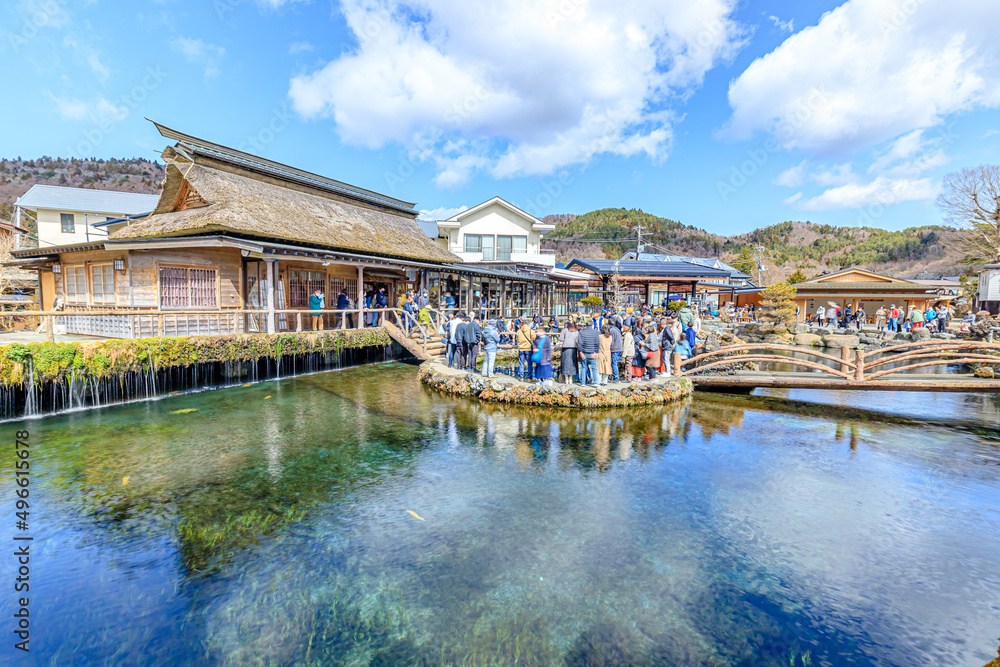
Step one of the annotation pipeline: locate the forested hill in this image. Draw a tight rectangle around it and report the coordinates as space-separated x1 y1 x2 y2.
0 157 165 223
542 208 963 280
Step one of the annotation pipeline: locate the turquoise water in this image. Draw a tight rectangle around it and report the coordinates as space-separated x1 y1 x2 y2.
1 363 999 665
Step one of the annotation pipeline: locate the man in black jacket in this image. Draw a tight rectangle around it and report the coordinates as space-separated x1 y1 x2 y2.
453 317 470 369
577 321 600 386
464 315 484 372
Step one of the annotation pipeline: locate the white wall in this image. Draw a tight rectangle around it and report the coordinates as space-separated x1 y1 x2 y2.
35 207 114 248
452 202 540 253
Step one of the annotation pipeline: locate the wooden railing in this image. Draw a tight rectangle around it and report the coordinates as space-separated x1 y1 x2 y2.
675 340 1000 382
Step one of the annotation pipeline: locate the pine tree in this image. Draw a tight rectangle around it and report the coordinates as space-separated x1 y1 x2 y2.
760 282 797 325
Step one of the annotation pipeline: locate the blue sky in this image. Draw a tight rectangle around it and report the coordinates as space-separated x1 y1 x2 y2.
1 0 998 235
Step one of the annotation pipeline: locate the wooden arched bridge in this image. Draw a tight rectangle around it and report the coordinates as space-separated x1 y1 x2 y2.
674 340 1000 392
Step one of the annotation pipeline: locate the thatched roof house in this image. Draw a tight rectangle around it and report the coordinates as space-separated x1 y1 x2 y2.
111 122 457 265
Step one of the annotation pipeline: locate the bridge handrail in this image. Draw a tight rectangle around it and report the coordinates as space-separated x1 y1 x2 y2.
684 355 852 379
867 357 1000 380
865 347 1000 370
863 339 1000 359
681 343 857 372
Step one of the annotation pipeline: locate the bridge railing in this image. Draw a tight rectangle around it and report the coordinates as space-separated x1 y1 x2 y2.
676 339 1000 382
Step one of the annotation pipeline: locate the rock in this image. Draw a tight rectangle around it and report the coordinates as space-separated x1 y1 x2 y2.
794 333 823 346
834 328 848 335
793 323 811 335
490 381 504 392
772 325 789 335
912 326 932 341
895 332 911 341
814 327 832 336
931 332 956 340
822 334 861 349
974 366 995 379
762 334 787 344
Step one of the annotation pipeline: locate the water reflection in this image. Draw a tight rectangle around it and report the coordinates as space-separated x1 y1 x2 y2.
1 363 998 665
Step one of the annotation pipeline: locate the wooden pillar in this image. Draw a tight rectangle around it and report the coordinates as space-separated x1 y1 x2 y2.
356 265 364 329
265 258 277 334
500 279 507 318
840 346 850 375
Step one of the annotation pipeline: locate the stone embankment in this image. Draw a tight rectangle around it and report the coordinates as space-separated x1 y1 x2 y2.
419 361 692 409
726 322 960 351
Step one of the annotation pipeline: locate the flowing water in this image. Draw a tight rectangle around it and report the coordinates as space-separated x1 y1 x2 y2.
1 363 999 665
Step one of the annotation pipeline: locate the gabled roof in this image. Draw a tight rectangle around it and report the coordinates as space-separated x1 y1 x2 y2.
150 119 416 216
619 251 752 279
797 266 910 285
15 185 159 216
443 197 554 230
110 145 460 265
567 259 730 279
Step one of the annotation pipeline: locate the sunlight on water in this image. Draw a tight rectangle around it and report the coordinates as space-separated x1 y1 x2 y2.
1 363 998 665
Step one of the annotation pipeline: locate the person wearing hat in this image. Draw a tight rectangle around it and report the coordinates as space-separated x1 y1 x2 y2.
888 304 900 332
480 319 501 377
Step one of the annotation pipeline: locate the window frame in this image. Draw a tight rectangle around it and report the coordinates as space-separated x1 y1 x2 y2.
60 213 75 233
156 263 220 310
89 263 116 306
63 264 87 304
496 235 528 261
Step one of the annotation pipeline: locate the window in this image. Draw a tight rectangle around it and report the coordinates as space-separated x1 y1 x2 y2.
159 265 218 308
496 235 527 261
288 270 326 308
64 265 86 303
464 235 495 260
90 264 116 305
61 213 75 233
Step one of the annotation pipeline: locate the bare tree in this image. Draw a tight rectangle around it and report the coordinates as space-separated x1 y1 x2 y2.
937 165 1000 265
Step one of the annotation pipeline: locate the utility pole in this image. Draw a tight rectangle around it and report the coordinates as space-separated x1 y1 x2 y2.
754 245 767 286
633 225 647 260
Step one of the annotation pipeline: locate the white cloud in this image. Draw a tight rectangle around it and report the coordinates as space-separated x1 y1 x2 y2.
46 92 89 120
290 0 745 186
982 129 999 139
289 41 313 54
768 15 793 33
782 192 803 205
257 0 309 7
418 205 468 220
46 92 128 125
774 159 807 187
726 0 1000 154
811 163 855 187
170 37 226 79
795 176 938 212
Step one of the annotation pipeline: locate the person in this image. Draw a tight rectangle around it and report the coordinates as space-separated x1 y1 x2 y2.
465 314 483 372
908 305 923 330
644 323 660 381
373 287 388 326
815 305 826 326
447 311 463 368
597 324 613 385
334 290 350 329
844 304 853 325
621 325 635 382
631 326 647 380
683 321 697 358
875 305 887 331
924 305 937 329
397 291 408 310
937 305 948 332
559 320 579 384
444 291 456 311
888 304 900 332
855 306 866 329
418 304 433 329
660 317 676 375
417 289 430 310
678 303 695 329
577 320 600 386
532 325 554 385
402 294 417 333
453 315 470 370
309 287 325 331
480 320 501 377
609 321 623 382
516 319 536 380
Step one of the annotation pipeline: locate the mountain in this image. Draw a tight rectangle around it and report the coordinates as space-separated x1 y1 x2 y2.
542 208 964 280
0 157 165 225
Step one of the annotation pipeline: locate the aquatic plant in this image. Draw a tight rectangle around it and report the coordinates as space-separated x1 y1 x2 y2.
0 329 392 387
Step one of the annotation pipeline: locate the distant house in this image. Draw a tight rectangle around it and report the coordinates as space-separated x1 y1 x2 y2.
14 185 159 248
978 265 1000 314
427 197 556 268
791 266 948 321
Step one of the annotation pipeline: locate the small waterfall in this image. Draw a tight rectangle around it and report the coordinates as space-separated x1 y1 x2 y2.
0 343 402 422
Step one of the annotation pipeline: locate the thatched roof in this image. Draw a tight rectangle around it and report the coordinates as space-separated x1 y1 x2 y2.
111 150 459 264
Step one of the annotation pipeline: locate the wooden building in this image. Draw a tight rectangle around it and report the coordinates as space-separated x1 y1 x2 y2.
792 266 947 321
565 259 731 308
10 122 563 338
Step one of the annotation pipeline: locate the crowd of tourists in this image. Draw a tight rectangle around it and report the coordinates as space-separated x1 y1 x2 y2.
441 303 705 386
806 303 954 333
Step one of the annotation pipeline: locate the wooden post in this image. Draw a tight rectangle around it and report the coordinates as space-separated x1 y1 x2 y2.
265 258 277 334
840 345 850 374
854 349 864 382
673 352 682 376
157 313 164 337
296 312 302 332
45 314 54 342
357 265 365 329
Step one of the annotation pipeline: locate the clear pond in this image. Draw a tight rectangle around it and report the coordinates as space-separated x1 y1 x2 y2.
2 363 999 665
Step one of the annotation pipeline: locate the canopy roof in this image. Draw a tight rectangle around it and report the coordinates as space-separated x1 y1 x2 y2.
567 259 730 280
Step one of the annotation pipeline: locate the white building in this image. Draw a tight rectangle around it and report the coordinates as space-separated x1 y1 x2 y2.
14 185 159 249
424 197 557 268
